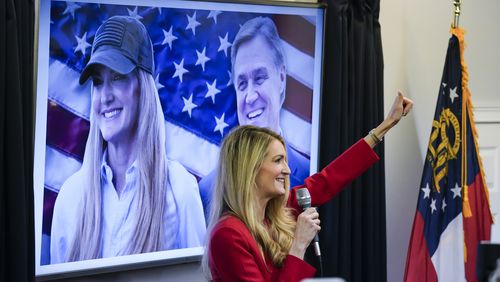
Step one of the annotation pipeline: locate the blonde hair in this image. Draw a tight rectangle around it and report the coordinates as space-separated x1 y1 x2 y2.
67 69 168 260
202 125 296 276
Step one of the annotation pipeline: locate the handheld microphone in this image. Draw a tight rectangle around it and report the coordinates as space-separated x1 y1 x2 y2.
296 188 321 257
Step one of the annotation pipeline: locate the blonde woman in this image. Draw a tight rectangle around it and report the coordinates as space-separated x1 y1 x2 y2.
202 93 412 281
50 16 205 263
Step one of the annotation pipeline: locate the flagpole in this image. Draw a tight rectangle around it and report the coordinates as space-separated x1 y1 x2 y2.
452 0 462 28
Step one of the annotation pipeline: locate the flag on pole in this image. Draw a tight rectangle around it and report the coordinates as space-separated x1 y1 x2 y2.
404 28 493 282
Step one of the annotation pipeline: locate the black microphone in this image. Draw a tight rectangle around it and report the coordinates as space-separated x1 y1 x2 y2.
296 188 321 257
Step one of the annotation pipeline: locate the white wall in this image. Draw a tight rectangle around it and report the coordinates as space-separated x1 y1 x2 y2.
380 1 500 281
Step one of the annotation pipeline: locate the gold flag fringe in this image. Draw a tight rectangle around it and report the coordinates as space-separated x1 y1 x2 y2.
450 27 493 221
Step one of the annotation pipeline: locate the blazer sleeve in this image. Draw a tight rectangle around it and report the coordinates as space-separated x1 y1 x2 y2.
271 255 316 282
288 139 379 210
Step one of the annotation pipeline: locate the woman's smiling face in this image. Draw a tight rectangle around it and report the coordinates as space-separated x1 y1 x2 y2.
91 65 140 144
255 139 291 202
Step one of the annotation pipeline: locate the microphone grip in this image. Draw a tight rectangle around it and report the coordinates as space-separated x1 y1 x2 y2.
312 234 321 257
305 206 321 257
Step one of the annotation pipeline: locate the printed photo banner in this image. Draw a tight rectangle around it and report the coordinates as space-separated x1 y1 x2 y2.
34 0 325 277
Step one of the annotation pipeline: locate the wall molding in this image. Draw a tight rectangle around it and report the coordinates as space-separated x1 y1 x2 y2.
473 106 500 123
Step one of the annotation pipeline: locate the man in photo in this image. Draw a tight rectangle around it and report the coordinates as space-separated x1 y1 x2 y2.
199 17 309 220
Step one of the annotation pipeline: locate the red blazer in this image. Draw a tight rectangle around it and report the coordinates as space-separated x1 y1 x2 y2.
209 139 379 282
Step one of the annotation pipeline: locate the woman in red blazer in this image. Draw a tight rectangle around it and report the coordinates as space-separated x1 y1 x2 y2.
202 92 413 281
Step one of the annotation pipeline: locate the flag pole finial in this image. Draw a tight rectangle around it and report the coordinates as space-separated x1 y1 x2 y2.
452 0 462 28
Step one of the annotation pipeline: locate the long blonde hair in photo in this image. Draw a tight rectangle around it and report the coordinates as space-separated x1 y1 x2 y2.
67 69 167 261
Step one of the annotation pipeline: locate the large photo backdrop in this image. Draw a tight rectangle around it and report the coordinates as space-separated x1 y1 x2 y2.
34 0 324 277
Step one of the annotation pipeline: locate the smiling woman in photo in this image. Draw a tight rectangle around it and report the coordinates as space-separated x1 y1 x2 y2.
50 15 206 263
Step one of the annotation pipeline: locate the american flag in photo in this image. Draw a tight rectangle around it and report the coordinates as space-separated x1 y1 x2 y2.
41 0 316 264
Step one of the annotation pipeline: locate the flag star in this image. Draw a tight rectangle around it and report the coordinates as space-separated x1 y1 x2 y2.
182 94 198 118
226 70 233 86
205 79 221 104
214 113 229 136
430 198 437 214
195 47 210 71
161 26 178 49
74 32 91 55
186 11 201 35
155 74 165 91
127 7 143 20
218 32 232 56
451 183 461 199
442 198 447 212
172 59 189 83
421 183 431 199
63 2 81 19
207 10 222 24
449 86 459 103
